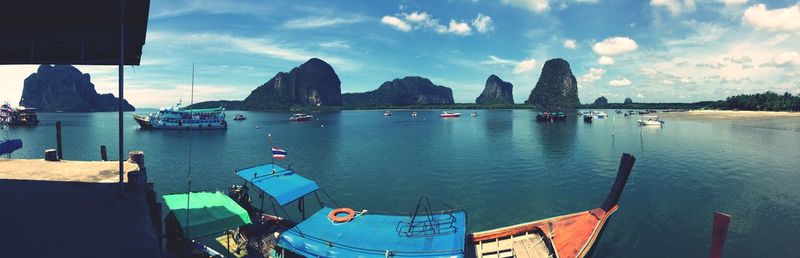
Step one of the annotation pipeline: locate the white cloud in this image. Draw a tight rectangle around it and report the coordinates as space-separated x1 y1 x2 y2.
662 79 675 85
650 0 696 15
146 31 359 71
609 77 632 87
447 20 473 36
743 3 800 32
403 12 431 23
592 37 638 56
282 16 365 29
761 51 800 67
472 13 494 33
721 0 747 6
563 39 577 49
381 16 411 32
500 0 550 13
513 58 538 74
640 67 658 76
598 56 615 65
319 41 350 49
696 63 726 69
579 68 606 85
482 55 516 65
387 11 477 36
724 56 752 64
636 93 645 98
150 0 270 19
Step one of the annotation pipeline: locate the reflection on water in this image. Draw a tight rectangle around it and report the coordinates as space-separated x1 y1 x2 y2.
3 110 800 257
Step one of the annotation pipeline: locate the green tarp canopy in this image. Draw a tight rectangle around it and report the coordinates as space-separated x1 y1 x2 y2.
163 191 252 239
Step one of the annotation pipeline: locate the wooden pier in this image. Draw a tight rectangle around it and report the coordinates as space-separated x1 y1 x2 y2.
0 152 161 258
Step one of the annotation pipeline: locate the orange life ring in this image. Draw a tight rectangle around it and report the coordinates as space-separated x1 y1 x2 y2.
328 208 355 223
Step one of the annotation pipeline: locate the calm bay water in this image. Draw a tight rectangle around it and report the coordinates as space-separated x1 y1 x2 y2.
4 110 800 257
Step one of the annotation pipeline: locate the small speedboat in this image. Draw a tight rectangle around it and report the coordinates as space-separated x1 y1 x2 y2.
384 111 392 116
470 111 478 117
638 116 664 126
289 113 313 122
440 111 461 118
583 114 593 122
411 112 418 117
233 114 246 121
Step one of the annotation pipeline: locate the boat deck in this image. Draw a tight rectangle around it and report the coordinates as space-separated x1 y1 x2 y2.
278 207 467 257
471 207 616 258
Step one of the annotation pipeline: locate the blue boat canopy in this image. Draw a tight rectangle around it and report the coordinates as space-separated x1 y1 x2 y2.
236 163 320 206
0 139 22 155
278 207 467 257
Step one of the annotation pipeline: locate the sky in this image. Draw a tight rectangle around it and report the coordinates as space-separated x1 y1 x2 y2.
1 0 799 107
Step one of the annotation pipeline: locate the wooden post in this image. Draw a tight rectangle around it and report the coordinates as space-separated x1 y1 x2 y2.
709 212 731 258
100 145 108 161
55 121 63 160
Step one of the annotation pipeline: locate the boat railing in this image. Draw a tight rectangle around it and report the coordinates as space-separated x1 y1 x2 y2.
396 196 458 238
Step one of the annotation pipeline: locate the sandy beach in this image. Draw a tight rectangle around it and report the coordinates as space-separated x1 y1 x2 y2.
658 110 800 120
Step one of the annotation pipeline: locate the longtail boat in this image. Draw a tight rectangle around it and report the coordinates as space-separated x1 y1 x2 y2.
223 153 635 257
469 153 636 258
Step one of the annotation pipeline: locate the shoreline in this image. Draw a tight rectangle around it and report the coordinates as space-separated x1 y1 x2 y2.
660 110 800 119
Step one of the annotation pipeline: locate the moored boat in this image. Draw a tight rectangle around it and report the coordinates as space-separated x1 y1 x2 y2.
637 116 664 126
411 111 418 117
133 101 227 130
233 114 246 120
219 152 635 258
471 111 478 117
1 103 40 126
384 111 393 116
440 111 461 118
583 114 593 122
289 113 313 122
470 154 636 258
537 111 567 122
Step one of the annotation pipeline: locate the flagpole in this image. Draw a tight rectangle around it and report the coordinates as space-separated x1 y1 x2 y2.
269 133 276 175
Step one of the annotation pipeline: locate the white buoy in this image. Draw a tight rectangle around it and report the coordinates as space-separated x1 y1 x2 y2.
321 124 324 127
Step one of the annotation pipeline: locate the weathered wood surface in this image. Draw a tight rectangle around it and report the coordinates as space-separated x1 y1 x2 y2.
0 158 139 183
472 206 618 258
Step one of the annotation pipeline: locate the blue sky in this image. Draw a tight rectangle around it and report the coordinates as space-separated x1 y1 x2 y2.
1 0 799 107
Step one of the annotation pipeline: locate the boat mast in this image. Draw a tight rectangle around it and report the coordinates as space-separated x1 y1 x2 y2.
185 63 195 237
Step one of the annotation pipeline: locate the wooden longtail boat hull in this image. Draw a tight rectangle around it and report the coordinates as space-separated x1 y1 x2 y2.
470 153 636 258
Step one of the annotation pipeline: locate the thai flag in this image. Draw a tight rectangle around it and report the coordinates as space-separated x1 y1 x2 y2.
272 146 287 160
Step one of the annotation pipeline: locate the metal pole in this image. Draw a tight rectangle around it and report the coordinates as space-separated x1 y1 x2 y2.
118 0 126 194
185 63 195 238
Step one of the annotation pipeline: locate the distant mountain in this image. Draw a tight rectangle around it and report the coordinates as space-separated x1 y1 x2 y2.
476 74 514 104
594 96 608 105
20 65 134 112
525 58 580 109
342 76 454 106
239 58 342 110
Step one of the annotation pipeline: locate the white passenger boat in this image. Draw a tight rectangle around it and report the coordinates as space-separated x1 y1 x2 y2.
133 101 227 130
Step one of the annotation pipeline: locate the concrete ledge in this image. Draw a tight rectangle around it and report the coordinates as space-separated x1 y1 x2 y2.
0 159 140 183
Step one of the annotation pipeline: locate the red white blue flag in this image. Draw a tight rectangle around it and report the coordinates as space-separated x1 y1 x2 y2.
272 146 287 160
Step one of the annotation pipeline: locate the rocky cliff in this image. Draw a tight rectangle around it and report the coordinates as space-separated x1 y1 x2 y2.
342 76 454 106
476 74 514 104
20 65 134 112
525 58 580 109
594 96 608 105
239 58 342 110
